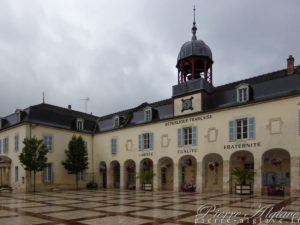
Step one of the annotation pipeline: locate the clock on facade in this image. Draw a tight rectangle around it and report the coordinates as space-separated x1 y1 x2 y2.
181 97 194 112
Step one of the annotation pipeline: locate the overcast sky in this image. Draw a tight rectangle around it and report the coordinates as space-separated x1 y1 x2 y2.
0 0 299 117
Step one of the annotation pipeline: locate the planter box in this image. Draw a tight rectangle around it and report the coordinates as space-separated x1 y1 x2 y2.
143 183 153 191
267 187 284 196
235 184 252 195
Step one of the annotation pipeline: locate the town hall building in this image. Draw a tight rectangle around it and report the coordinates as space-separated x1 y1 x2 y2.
1 15 300 196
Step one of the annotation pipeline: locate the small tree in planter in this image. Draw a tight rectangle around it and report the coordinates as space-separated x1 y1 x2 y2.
137 170 155 191
232 167 254 195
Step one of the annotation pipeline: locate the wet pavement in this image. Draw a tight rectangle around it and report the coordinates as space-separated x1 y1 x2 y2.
0 190 299 225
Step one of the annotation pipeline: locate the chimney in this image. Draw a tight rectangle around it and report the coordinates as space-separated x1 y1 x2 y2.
68 105 72 110
287 55 294 75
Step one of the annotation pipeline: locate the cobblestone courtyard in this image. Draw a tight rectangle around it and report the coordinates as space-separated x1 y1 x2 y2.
0 190 299 225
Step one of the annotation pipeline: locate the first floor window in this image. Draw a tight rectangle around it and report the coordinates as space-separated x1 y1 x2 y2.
177 126 197 147
43 135 52 151
236 118 248 140
3 137 8 153
43 164 52 182
138 133 153 150
111 138 117 154
15 135 19 151
229 117 255 141
78 170 85 181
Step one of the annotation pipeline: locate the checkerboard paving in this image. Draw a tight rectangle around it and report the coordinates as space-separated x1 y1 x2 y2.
0 190 298 225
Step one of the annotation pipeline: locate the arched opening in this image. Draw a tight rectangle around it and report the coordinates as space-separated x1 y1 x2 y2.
157 157 173 191
99 161 107 189
230 151 254 194
0 156 11 186
179 155 197 192
124 160 136 190
202 153 223 192
262 149 290 196
139 158 153 191
182 61 192 81
110 161 120 189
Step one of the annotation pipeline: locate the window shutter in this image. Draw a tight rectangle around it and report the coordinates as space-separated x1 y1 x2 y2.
138 134 142 150
115 139 117 154
298 110 300 135
248 117 255 140
149 133 154 149
111 139 114 154
15 167 18 182
192 126 197 146
7 137 9 152
49 136 52 151
229 120 235 142
177 128 182 147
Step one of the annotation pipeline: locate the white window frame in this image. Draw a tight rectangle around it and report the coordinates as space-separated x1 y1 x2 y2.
43 135 53 152
143 133 150 149
144 107 152 122
236 83 249 103
76 118 84 130
183 127 192 146
236 118 248 140
113 115 120 128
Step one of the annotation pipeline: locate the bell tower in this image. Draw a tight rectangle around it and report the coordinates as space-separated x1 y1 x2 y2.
176 6 213 84
172 7 214 117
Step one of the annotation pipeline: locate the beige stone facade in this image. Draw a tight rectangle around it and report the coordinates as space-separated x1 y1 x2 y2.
1 93 299 195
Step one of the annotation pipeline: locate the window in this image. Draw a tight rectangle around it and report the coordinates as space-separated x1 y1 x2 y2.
298 110 300 135
236 84 249 103
144 107 152 122
16 110 21 123
43 135 52 152
138 133 153 150
3 137 9 153
113 116 120 128
111 138 117 154
0 139 1 153
177 126 197 147
229 117 255 142
15 166 18 182
76 118 84 130
15 135 19 152
43 164 52 182
236 119 248 140
78 170 85 181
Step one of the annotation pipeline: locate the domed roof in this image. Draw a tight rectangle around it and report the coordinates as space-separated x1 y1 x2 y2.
177 39 212 63
177 8 213 64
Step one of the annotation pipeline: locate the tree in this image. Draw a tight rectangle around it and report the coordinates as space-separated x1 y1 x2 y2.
19 137 49 192
62 135 88 190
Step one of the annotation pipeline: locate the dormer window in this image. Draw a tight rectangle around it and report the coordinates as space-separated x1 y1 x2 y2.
113 115 120 128
76 118 84 130
16 110 21 123
236 83 250 103
144 107 152 122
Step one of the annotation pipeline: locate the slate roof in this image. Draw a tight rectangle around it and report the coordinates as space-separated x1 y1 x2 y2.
0 66 299 134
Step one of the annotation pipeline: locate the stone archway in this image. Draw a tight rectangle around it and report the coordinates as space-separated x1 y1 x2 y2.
110 161 120 189
202 153 223 192
99 161 107 189
230 150 254 194
139 158 153 190
124 160 136 190
262 149 290 196
157 157 174 191
0 156 11 186
178 155 197 192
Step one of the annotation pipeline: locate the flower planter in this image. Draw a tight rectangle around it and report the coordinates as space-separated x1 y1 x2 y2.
267 186 284 196
143 183 153 191
235 184 252 195
181 184 196 192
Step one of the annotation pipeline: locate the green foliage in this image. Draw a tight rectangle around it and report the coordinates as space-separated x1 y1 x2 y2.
19 137 49 192
19 137 49 172
232 167 255 185
137 169 155 183
61 135 88 190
